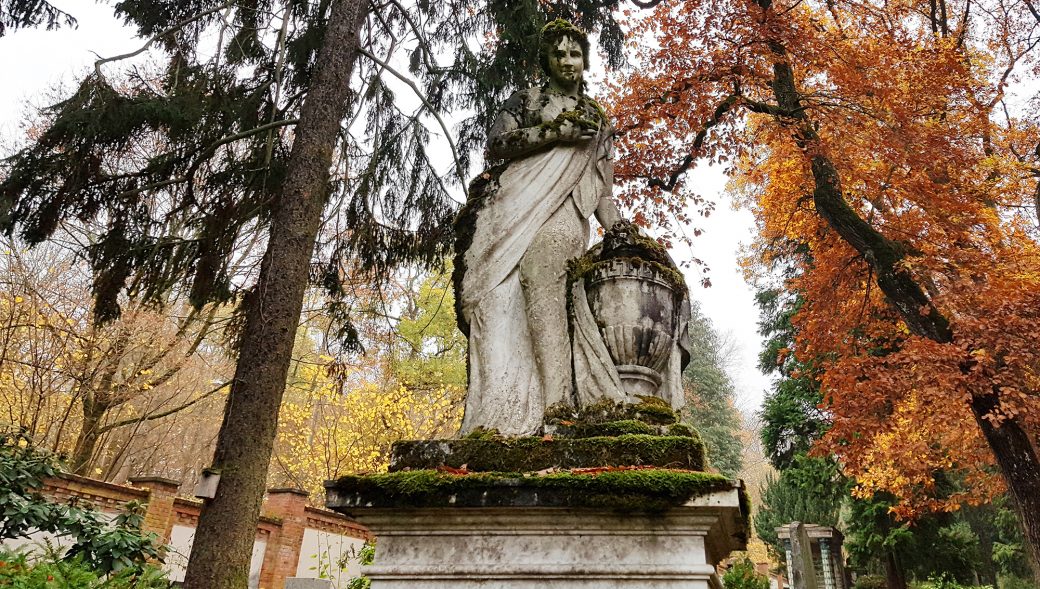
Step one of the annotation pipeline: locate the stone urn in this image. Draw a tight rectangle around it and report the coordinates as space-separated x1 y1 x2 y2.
583 224 686 399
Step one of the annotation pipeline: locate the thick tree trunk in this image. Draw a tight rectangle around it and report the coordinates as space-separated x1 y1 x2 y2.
969 393 1040 576
181 2 369 588
755 0 1040 571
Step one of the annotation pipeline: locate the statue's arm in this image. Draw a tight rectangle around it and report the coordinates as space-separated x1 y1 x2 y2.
487 92 595 161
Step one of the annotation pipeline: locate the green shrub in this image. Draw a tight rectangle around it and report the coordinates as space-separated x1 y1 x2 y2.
998 574 1039 589
854 574 888 589
0 546 170 588
1 430 163 574
723 555 769 589
911 572 993 589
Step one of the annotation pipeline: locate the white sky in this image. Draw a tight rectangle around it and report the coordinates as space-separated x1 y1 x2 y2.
0 4 773 414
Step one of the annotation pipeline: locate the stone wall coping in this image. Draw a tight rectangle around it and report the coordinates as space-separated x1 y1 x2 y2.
268 487 310 497
775 523 844 541
174 496 203 509
46 474 149 500
128 476 182 489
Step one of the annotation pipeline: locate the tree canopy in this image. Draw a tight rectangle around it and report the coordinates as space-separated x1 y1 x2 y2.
606 0 1040 565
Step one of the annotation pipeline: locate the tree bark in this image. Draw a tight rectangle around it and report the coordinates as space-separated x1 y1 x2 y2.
181 2 369 588
754 0 1040 571
883 549 907 589
70 396 106 475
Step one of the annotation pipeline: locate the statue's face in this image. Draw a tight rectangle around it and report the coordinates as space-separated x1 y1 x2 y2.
547 36 584 89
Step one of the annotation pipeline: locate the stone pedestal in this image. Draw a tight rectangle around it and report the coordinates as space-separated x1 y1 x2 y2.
326 474 747 589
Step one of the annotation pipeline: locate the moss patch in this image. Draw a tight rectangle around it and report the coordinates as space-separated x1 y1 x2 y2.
390 434 704 472
462 427 502 441
568 221 687 296
571 419 655 437
545 396 679 427
667 423 699 440
452 163 509 337
328 468 734 513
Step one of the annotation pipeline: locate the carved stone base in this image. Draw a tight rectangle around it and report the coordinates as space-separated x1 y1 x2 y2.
325 475 747 589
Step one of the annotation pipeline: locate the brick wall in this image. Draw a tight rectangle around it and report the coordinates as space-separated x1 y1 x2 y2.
15 474 369 589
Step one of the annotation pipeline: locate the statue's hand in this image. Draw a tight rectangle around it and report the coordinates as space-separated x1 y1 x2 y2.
557 119 597 143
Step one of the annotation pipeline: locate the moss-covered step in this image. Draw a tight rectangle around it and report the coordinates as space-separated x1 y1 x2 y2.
388 433 705 472
546 419 701 439
326 468 743 513
544 395 680 427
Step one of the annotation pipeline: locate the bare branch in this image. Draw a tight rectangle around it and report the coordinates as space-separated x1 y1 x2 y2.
630 0 668 8
97 380 229 434
646 93 740 192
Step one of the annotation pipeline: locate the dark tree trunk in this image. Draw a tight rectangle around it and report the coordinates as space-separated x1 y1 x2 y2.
969 393 1040 576
883 550 907 589
70 396 105 475
755 0 1040 572
181 2 369 587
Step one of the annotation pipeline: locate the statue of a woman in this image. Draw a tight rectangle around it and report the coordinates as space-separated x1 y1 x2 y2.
454 20 623 434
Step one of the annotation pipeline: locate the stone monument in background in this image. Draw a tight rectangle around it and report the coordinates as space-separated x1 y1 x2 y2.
327 19 747 588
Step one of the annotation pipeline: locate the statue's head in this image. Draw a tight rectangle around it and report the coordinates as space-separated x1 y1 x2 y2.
539 19 590 90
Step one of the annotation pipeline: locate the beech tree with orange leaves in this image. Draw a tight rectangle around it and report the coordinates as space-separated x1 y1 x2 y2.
604 0 1040 568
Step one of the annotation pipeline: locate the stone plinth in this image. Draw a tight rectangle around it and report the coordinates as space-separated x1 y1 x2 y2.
326 471 748 589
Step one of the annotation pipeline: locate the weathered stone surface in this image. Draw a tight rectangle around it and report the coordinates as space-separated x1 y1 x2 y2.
388 434 705 473
325 479 748 589
789 521 820 589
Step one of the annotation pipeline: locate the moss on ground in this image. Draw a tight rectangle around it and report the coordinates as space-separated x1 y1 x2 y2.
329 468 734 513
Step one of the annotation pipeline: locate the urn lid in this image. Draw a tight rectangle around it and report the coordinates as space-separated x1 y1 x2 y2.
598 221 674 267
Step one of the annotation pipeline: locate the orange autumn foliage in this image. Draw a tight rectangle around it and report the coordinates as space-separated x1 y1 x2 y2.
606 0 1040 520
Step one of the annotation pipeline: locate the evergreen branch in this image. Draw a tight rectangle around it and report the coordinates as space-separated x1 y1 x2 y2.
385 0 442 77
93 2 234 79
358 48 465 187
96 380 229 434
185 118 300 180
111 118 299 201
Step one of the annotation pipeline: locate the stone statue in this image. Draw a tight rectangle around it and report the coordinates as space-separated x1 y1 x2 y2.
454 19 690 435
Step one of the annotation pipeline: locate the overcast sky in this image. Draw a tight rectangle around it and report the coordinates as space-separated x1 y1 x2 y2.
0 4 774 414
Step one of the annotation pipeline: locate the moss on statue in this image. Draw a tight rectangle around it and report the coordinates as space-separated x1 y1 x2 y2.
329 468 735 513
452 163 508 337
566 221 688 303
667 422 698 439
571 419 655 437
